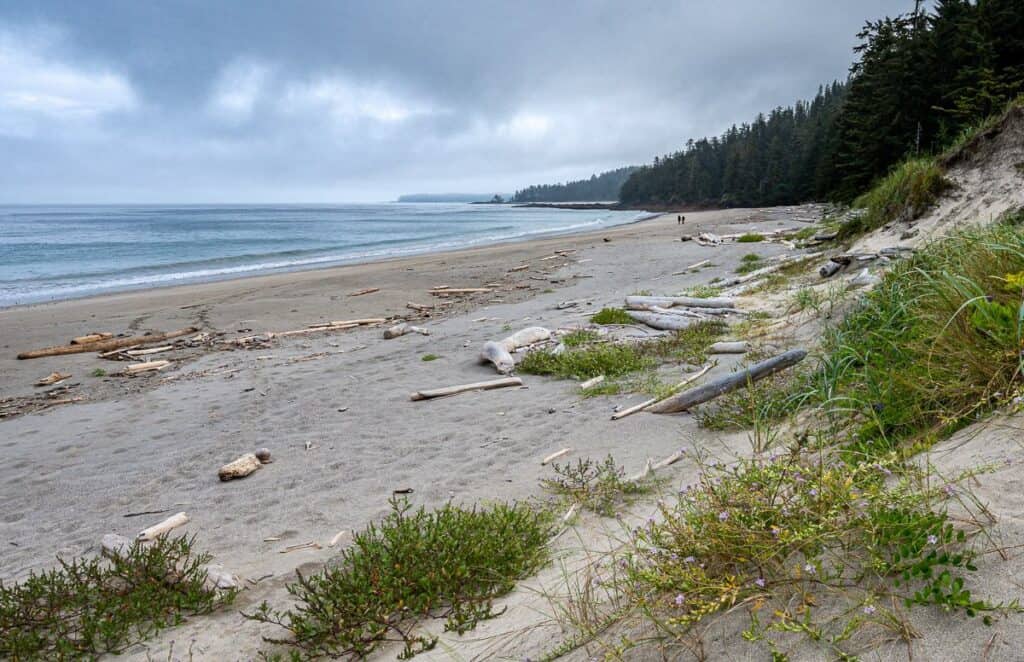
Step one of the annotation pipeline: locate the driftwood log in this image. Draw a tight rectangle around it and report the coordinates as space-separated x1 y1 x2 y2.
625 295 735 310
611 365 711 420
71 333 113 345
410 377 523 401
383 323 430 339
627 310 697 331
480 326 552 373
137 512 189 541
124 360 171 375
708 341 749 354
542 447 572 465
218 453 262 481
647 349 807 414
819 261 844 278
18 327 199 360
35 372 71 386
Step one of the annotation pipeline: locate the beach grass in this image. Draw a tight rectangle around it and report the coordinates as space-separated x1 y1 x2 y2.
840 157 951 238
590 307 633 325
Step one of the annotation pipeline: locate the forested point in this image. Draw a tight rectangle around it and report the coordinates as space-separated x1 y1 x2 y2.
619 0 1024 207
513 166 639 203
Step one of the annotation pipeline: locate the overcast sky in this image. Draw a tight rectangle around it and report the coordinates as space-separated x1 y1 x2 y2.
0 1 913 203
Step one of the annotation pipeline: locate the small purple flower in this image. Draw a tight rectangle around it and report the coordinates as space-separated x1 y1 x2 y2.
927 534 938 545
674 593 686 606
755 577 766 588
803 563 816 575
942 484 956 497
684 555 696 564
808 488 818 497
718 511 729 522
863 604 876 615
770 527 780 537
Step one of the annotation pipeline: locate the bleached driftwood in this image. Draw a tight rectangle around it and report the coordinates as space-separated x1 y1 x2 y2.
647 306 709 319
625 295 735 310
429 287 492 295
35 372 71 386
647 349 807 414
406 301 434 311
383 323 430 339
627 310 697 331
218 453 262 481
348 287 380 297
138 512 189 541
508 264 530 272
708 341 749 354
124 345 173 357
18 327 199 360
71 333 113 345
652 449 687 470
124 360 171 375
611 365 711 420
819 261 844 278
627 459 655 483
229 318 386 345
672 259 711 275
480 326 552 373
542 447 572 465
410 377 523 401
579 375 604 389
562 503 579 524
328 530 349 547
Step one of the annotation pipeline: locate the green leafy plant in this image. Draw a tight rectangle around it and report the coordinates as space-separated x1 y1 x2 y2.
590 308 633 325
248 498 552 660
841 157 951 237
90 368 106 378
542 455 655 516
0 536 231 659
420 354 440 362
736 233 765 243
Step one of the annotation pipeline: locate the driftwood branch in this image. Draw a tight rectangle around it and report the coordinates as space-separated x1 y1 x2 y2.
410 377 524 401
480 326 552 373
625 295 735 310
611 364 711 420
647 349 807 414
626 310 697 331
137 512 189 541
383 323 430 339
18 327 199 360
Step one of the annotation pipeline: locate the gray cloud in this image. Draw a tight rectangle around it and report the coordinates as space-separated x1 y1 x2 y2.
0 1 911 202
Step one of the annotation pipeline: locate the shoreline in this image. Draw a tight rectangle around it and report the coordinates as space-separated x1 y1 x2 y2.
0 205 648 311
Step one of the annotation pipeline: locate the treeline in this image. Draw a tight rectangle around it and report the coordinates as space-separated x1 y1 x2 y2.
513 166 638 203
621 0 1024 207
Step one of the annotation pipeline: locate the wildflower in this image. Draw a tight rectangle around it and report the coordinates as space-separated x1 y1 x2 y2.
863 604 876 615
808 488 818 497
927 534 938 545
755 577 766 588
684 556 696 564
942 484 956 496
770 526 780 537
674 593 686 606
718 511 729 522
803 563 816 575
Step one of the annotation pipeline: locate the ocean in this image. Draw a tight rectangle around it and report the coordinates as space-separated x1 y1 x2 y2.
0 203 641 307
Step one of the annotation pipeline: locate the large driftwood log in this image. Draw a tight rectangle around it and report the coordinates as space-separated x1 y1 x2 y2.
625 295 735 310
627 310 697 331
411 377 524 401
18 327 199 360
708 341 749 354
71 333 113 345
480 326 552 373
611 364 711 420
647 349 807 414
218 453 262 481
137 512 189 541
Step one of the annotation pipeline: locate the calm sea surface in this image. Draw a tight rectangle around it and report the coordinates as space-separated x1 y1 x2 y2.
0 203 642 307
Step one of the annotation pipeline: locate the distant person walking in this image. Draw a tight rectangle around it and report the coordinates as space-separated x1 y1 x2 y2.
677 214 686 225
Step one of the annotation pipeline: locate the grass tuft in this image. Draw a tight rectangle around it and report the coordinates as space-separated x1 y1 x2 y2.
590 308 633 325
248 498 552 660
0 536 232 659
420 354 440 362
841 157 951 238
736 233 765 243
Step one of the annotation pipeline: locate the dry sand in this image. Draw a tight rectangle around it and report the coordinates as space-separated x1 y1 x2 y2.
0 205 847 660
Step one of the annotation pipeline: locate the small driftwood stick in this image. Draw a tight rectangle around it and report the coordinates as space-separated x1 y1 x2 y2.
647 349 807 414
410 377 523 401
579 375 604 389
542 447 572 465
406 301 433 311
348 287 380 297
611 365 711 420
124 345 173 357
652 450 686 470
35 372 71 386
508 264 530 272
138 512 189 541
328 530 349 547
71 333 113 345
124 360 171 374
18 327 199 360
708 341 749 354
429 287 492 295
625 295 735 310
218 453 262 481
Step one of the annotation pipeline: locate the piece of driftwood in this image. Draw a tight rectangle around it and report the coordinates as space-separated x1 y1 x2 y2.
542 447 572 465
652 450 686 470
406 301 433 311
611 365 711 420
280 541 322 553
562 503 580 524
647 305 708 319
348 287 380 297
35 372 71 386
480 326 552 373
672 259 711 275
627 310 697 331
508 264 530 272
627 458 655 483
579 375 604 389
124 345 173 357
71 333 113 345
18 327 199 360
205 567 239 590
219 453 262 481
625 295 735 310
383 323 430 339
328 530 349 547
124 360 171 375
429 287 492 295
138 512 189 541
647 349 807 414
708 341 749 354
410 377 523 401
819 261 844 278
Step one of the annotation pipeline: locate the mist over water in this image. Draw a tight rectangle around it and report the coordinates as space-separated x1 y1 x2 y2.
0 203 640 307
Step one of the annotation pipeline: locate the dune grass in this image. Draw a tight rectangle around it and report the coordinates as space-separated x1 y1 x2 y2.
0 536 231 659
249 498 552 660
839 157 951 238
590 307 633 325
736 233 765 243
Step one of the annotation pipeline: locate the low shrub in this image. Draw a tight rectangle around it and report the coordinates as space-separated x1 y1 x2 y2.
590 308 633 325
736 233 765 243
542 455 656 516
841 157 951 237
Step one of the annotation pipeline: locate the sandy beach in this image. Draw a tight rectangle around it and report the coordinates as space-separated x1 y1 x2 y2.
0 206 812 657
